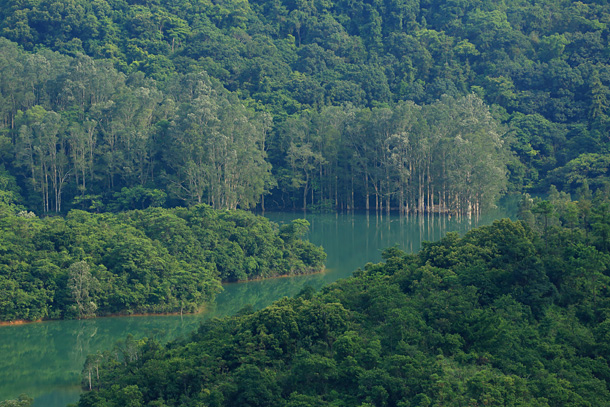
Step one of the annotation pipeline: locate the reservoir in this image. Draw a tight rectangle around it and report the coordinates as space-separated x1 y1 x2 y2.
0 208 512 406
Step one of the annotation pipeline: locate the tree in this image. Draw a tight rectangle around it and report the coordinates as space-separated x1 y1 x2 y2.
15 106 70 213
67 261 97 319
229 365 281 407
532 200 555 247
287 141 326 210
167 75 272 209
0 394 33 407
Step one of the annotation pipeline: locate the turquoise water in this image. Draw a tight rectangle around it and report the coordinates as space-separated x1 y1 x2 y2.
0 209 511 406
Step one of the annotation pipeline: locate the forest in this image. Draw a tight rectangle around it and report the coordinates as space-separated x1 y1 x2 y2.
0 0 609 214
2 0 610 404
0 38 505 216
0 200 325 321
70 191 610 407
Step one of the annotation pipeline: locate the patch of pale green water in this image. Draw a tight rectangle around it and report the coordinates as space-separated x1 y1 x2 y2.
0 206 513 407
0 315 206 406
263 207 514 290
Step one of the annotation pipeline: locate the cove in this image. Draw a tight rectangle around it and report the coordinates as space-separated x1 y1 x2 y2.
0 208 512 406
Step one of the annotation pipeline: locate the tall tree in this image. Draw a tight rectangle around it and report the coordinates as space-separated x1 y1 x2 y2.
67 260 97 319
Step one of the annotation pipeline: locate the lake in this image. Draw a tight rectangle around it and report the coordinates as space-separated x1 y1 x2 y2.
0 208 512 406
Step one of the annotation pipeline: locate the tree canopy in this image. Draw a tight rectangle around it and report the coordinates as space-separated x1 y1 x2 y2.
0 205 325 321
76 197 610 406
2 0 610 212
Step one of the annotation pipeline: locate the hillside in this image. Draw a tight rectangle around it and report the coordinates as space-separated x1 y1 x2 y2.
75 194 610 406
0 0 609 213
0 203 325 321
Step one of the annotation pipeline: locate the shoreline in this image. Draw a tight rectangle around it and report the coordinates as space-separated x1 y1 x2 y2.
0 319 43 326
0 306 209 327
98 304 208 319
0 267 326 326
223 265 327 285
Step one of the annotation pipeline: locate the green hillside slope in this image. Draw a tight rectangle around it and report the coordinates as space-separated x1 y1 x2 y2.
76 196 610 406
0 0 609 211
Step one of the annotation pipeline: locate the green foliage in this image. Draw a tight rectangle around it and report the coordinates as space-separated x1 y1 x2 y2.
75 209 610 406
6 0 610 210
0 38 508 214
107 186 167 212
67 261 98 319
0 205 325 321
0 394 33 407
0 165 22 213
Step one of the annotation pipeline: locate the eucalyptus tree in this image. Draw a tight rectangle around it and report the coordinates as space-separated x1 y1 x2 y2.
167 81 221 205
276 114 312 209
213 99 273 210
68 260 98 319
387 100 422 214
15 106 70 213
312 106 351 208
0 39 40 129
68 119 97 198
343 108 375 210
115 86 163 186
167 76 272 209
366 106 394 212
287 140 326 210
439 94 508 215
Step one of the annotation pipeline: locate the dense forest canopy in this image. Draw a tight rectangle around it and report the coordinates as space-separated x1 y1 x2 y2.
0 0 609 213
0 200 325 321
3 0 610 404
74 192 610 406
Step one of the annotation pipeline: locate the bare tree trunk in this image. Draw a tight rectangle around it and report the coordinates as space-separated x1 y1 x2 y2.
400 185 404 215
365 173 369 211
418 168 424 213
311 182 314 207
335 175 338 210
426 162 430 213
351 173 354 210
375 185 379 212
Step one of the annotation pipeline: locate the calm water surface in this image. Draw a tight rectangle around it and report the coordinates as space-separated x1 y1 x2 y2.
0 209 512 406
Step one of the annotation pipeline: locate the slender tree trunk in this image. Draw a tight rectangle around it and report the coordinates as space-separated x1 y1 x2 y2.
372 176 379 212
365 172 369 211
335 175 338 210
418 167 424 214
311 181 314 207
351 173 354 211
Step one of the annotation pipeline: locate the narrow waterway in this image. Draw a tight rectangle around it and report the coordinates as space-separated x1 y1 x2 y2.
0 208 512 406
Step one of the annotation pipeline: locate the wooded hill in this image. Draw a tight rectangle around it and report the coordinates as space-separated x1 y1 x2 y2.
74 194 610 407
0 0 609 213
0 202 325 321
